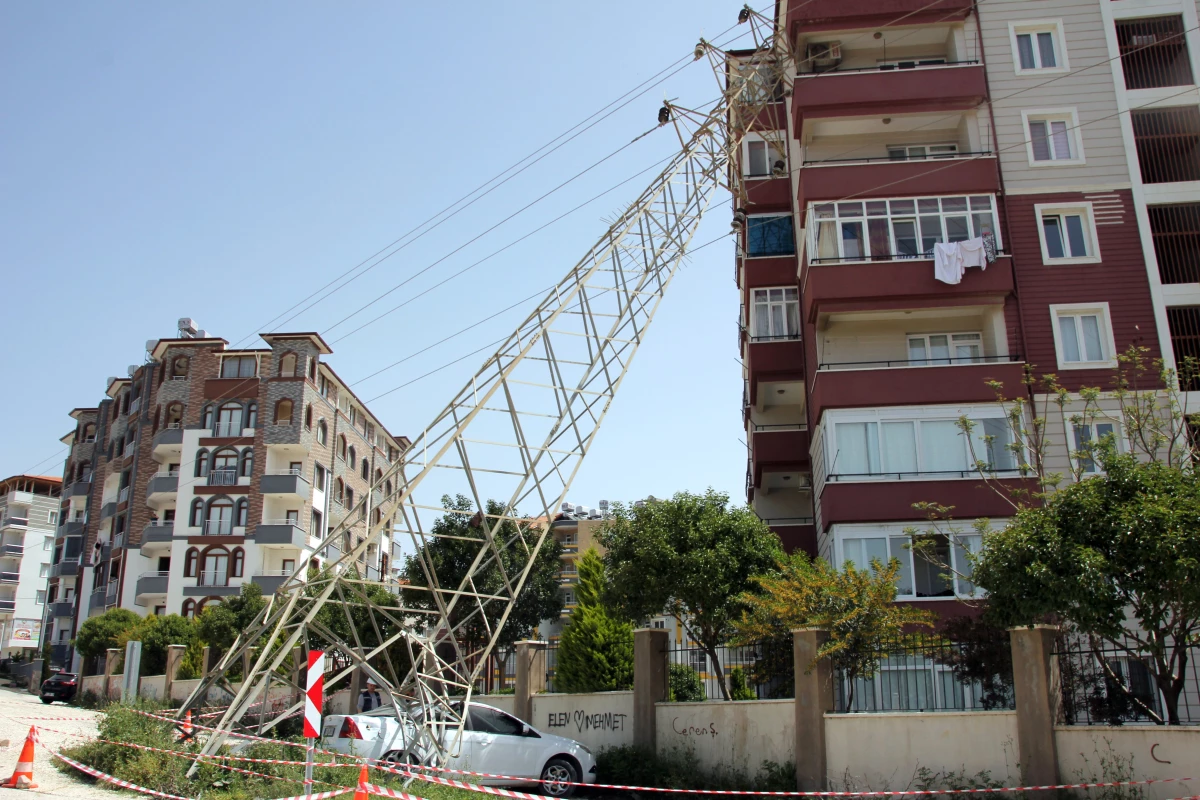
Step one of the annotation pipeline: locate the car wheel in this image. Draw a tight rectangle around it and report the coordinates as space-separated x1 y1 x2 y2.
539 757 578 798
40 698 52 705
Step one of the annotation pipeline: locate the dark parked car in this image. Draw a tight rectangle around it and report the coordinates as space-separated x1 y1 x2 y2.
39 672 77 704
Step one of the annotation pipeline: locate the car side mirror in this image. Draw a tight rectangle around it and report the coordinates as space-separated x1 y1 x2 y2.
521 724 536 737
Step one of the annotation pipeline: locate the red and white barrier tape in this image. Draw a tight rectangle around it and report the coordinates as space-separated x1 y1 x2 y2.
363 781 450 800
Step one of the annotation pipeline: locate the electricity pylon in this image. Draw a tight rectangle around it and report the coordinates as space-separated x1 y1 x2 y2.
181 6 792 770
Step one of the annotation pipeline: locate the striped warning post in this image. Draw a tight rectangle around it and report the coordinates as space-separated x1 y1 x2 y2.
304 650 325 739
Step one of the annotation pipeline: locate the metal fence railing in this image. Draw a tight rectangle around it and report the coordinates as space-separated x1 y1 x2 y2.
469 650 517 695
668 640 795 700
1054 631 1200 725
834 634 1015 713
545 643 559 693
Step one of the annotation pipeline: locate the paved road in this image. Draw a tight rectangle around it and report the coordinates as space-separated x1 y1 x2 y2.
0 684 110 800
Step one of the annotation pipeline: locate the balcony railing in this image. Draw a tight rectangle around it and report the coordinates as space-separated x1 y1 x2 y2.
213 421 243 437
262 518 303 527
1 517 28 528
203 520 234 536
0 600 14 613
817 354 1021 371
827 468 1023 482
1 544 24 556
800 59 979 78
803 150 993 167
1132 106 1200 184
809 249 1008 265
118 486 130 503
122 441 136 458
267 468 302 476
1167 306 1200 390
761 516 816 525
207 469 238 486
1117 15 1193 90
198 571 229 587
0 572 18 584
1148 203 1200 284
752 423 808 432
128 397 141 416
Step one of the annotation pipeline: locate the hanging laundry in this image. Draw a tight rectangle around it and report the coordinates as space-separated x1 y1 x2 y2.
959 237 987 270
934 242 964 284
982 231 998 263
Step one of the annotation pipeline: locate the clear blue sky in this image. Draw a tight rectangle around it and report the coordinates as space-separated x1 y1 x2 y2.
1 2 753 510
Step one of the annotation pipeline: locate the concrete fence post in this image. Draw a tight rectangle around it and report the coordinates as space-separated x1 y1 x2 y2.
105 647 121 700
633 628 669 751
122 640 142 702
793 627 833 791
28 660 44 695
164 644 186 703
513 640 547 724
1009 625 1061 786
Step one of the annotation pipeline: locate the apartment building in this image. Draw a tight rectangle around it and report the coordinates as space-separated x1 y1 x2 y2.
47 320 409 671
0 475 59 662
738 0 1190 615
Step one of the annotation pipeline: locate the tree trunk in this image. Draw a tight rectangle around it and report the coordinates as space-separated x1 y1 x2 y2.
1156 645 1187 725
704 643 731 701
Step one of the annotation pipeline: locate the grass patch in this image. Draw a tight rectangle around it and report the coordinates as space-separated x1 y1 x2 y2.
56 701 481 800
595 745 794 793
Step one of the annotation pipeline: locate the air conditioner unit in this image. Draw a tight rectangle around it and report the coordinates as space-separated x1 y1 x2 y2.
807 41 842 70
561 502 573 514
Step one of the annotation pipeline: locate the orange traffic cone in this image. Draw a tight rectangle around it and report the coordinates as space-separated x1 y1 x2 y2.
177 711 193 742
2 726 37 789
353 765 370 800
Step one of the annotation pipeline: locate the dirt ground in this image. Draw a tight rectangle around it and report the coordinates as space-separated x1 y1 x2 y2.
0 683 111 800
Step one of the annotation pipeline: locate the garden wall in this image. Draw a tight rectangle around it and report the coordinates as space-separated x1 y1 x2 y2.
532 691 634 752
656 699 794 776
475 694 516 716
824 711 1019 791
1055 726 1200 800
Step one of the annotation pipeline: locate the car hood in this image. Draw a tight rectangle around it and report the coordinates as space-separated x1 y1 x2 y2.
531 730 591 755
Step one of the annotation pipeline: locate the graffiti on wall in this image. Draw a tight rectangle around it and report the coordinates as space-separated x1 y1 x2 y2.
546 709 629 734
671 717 718 737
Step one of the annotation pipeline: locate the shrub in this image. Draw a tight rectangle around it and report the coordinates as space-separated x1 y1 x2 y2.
668 663 706 702
729 667 755 700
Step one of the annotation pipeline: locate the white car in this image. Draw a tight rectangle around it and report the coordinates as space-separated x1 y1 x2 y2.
321 702 597 797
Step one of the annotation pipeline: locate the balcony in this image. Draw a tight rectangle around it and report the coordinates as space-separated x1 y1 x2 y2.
100 500 117 519
68 479 91 498
810 358 1025 421
793 64 987 135
140 521 174 554
50 643 71 668
819 476 1035 529
184 571 238 597
1116 15 1193 90
1149 204 1200 284
0 600 14 614
0 544 23 557
750 425 811 486
202 520 237 536
0 572 18 585
146 473 179 503
803 257 1014 324
88 588 106 614
797 155 999 212
786 0 971 37
746 338 806 406
135 571 169 602
766 521 817 557
51 559 80 579
1132 106 1200 184
251 572 292 594
0 516 27 529
260 471 311 500
59 520 85 538
152 425 183 456
207 469 238 487
255 520 307 548
51 601 75 618
211 421 248 438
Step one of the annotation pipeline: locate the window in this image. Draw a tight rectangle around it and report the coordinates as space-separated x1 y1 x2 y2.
1051 304 1116 369
246 402 257 429
44 535 53 550
215 403 244 436
39 563 50 578
171 357 189 379
361 459 369 480
274 399 294 425
750 288 800 341
735 59 783 103
887 144 958 161
810 196 998 262
907 332 982 365
279 353 297 377
314 463 327 492
221 355 258 379
239 448 254 478
211 448 238 484
337 435 347 461
746 215 795 257
190 499 204 527
317 420 328 445
311 510 323 539
36 590 46 604
1116 16 1193 90
345 488 354 508
830 411 1019 478
1010 22 1066 73
235 498 249 527
1073 421 1119 474
165 403 183 428
47 510 58 525
840 530 983 598
1024 110 1083 164
202 549 230 586
1036 203 1098 263
184 549 198 578
305 404 313 429
334 478 345 505
348 446 357 468
205 498 235 536
194 449 209 478
744 135 786 177
282 558 296 573
231 548 244 577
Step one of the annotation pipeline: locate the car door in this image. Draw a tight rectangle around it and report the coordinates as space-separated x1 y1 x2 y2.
465 707 543 782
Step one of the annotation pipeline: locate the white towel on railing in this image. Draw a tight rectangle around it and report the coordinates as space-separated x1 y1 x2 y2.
934 242 964 284
959 237 987 270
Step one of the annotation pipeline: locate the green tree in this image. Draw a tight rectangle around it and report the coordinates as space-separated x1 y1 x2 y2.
600 490 783 700
401 496 563 655
74 608 140 662
307 569 414 685
117 614 198 676
555 548 633 693
196 583 267 651
734 551 934 711
668 664 705 702
972 452 1200 724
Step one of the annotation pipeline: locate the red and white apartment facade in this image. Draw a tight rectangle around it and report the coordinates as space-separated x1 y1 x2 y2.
740 0 1200 615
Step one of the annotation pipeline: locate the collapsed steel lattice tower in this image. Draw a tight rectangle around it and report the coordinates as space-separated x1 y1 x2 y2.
181 6 793 769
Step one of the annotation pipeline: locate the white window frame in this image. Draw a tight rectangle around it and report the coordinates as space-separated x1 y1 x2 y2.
1034 202 1101 264
833 522 993 601
886 143 959 161
745 213 797 258
823 404 1023 482
1021 108 1085 166
1049 303 1118 370
1071 418 1124 475
1008 21 1069 75
906 331 984 365
807 194 1000 264
743 132 787 179
749 286 800 341
36 590 46 605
